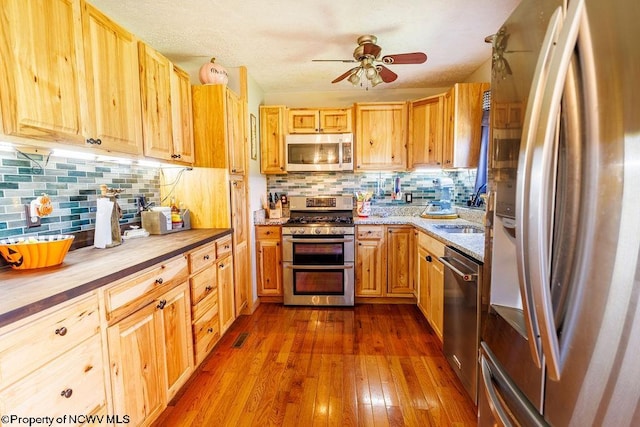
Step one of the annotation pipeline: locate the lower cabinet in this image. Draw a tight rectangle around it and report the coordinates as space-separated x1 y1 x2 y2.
355 225 414 297
217 253 235 335
107 281 193 426
255 225 282 297
416 231 446 341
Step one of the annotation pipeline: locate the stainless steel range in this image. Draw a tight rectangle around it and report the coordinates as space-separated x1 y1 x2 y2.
282 196 355 306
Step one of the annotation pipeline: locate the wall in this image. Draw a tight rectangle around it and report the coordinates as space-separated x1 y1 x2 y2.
0 149 160 240
264 87 450 107
266 170 478 206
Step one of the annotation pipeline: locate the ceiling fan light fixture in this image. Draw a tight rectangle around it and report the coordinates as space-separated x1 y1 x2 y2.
348 69 361 85
370 72 384 87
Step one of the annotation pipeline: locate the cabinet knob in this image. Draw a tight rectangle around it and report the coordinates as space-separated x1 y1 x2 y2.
55 327 67 336
225 245 230 249
155 277 164 285
280 167 284 170
266 231 271 235
219 263 225 268
369 140 373 146
204 254 210 260
60 388 73 398
426 255 432 262
157 299 167 309
205 285 213 292
207 327 214 333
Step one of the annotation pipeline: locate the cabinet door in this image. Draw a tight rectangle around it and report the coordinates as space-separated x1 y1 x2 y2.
217 255 235 334
355 103 407 170
386 227 414 295
107 303 165 426
288 109 320 133
0 0 86 143
139 42 173 160
157 283 193 401
417 245 431 318
429 256 445 341
259 105 286 174
226 89 245 174
355 238 386 297
170 65 195 164
230 179 248 247
256 238 282 296
410 96 443 168
319 109 352 133
82 1 142 154
233 240 249 313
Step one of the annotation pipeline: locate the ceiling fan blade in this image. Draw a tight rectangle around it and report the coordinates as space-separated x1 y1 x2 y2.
332 67 360 83
377 65 398 83
312 59 358 63
381 52 427 65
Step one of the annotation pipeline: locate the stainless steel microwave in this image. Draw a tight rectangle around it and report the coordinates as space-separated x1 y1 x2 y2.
285 133 353 172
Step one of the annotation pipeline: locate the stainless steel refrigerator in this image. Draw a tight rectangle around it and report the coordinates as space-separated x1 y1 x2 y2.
480 0 640 425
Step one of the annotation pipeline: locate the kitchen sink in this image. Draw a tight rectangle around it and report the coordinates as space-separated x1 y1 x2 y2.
434 224 484 234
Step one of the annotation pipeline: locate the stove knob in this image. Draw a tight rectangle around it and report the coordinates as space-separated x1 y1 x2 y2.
314 228 322 235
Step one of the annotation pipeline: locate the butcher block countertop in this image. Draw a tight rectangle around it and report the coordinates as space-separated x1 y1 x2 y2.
0 228 232 329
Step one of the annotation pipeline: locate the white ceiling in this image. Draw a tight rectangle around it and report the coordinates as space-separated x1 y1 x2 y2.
89 0 520 94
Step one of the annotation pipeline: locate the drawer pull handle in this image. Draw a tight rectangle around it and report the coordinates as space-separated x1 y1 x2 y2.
55 327 67 336
205 286 213 292
157 299 167 309
224 245 230 249
207 327 214 333
155 278 164 285
60 388 73 398
219 263 225 268
204 254 210 260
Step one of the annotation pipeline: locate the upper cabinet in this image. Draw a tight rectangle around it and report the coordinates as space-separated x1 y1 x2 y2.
0 0 87 143
355 102 408 171
138 42 194 164
288 108 352 134
260 105 286 174
409 94 444 168
493 102 523 129
441 82 489 168
81 1 143 155
192 84 246 174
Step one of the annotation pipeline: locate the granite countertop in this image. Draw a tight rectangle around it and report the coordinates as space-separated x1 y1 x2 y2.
0 228 232 328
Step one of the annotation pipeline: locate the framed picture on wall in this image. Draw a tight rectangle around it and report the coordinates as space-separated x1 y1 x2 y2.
250 114 257 160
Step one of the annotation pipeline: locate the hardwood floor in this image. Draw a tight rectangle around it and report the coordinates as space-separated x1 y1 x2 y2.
154 303 477 426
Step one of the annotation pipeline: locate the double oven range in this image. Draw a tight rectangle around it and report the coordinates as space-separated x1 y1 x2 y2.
282 196 355 307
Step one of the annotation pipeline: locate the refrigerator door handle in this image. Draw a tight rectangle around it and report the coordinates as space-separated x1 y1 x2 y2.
480 354 513 427
514 6 564 369
521 0 586 382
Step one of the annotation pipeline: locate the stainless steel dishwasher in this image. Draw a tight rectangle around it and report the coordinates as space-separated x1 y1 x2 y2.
439 246 482 405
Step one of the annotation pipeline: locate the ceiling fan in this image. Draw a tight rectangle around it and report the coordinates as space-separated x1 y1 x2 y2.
312 35 427 87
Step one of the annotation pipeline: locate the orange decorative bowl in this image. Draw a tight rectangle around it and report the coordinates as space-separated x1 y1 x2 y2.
0 235 74 270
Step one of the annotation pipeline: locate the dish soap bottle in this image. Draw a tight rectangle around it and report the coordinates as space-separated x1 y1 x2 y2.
170 197 183 229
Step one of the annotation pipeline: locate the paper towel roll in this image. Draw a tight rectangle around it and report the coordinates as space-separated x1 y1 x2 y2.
94 198 114 248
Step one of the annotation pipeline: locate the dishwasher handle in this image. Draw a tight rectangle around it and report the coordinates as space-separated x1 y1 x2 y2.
439 256 478 282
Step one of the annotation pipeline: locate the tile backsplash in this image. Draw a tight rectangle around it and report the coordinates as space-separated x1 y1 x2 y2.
267 169 479 205
0 150 161 239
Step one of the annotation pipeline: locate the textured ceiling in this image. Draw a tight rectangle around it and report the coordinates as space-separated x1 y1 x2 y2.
89 0 520 94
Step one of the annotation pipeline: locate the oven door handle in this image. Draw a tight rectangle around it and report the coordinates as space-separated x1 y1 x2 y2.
284 264 354 270
283 237 354 243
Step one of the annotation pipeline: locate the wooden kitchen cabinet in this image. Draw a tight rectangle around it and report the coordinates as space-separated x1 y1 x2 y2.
0 293 107 421
416 231 446 342
81 0 143 155
0 0 87 143
441 82 489 168
105 256 193 426
217 250 236 335
138 41 194 164
192 84 246 174
355 225 387 297
355 102 408 171
231 179 249 314
260 105 287 174
387 226 415 295
256 226 283 297
288 108 352 133
493 101 523 129
409 94 445 168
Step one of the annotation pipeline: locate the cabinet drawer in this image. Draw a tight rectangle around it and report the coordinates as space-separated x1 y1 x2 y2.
0 335 106 421
193 302 220 366
419 232 445 257
189 241 216 274
192 287 218 321
216 235 233 258
356 225 385 240
104 255 188 321
0 294 100 389
256 226 281 239
190 265 217 306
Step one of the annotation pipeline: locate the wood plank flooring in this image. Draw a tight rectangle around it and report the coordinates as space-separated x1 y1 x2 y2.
154 303 477 426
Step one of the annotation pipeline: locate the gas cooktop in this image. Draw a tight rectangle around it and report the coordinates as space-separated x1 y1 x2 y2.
285 216 354 225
